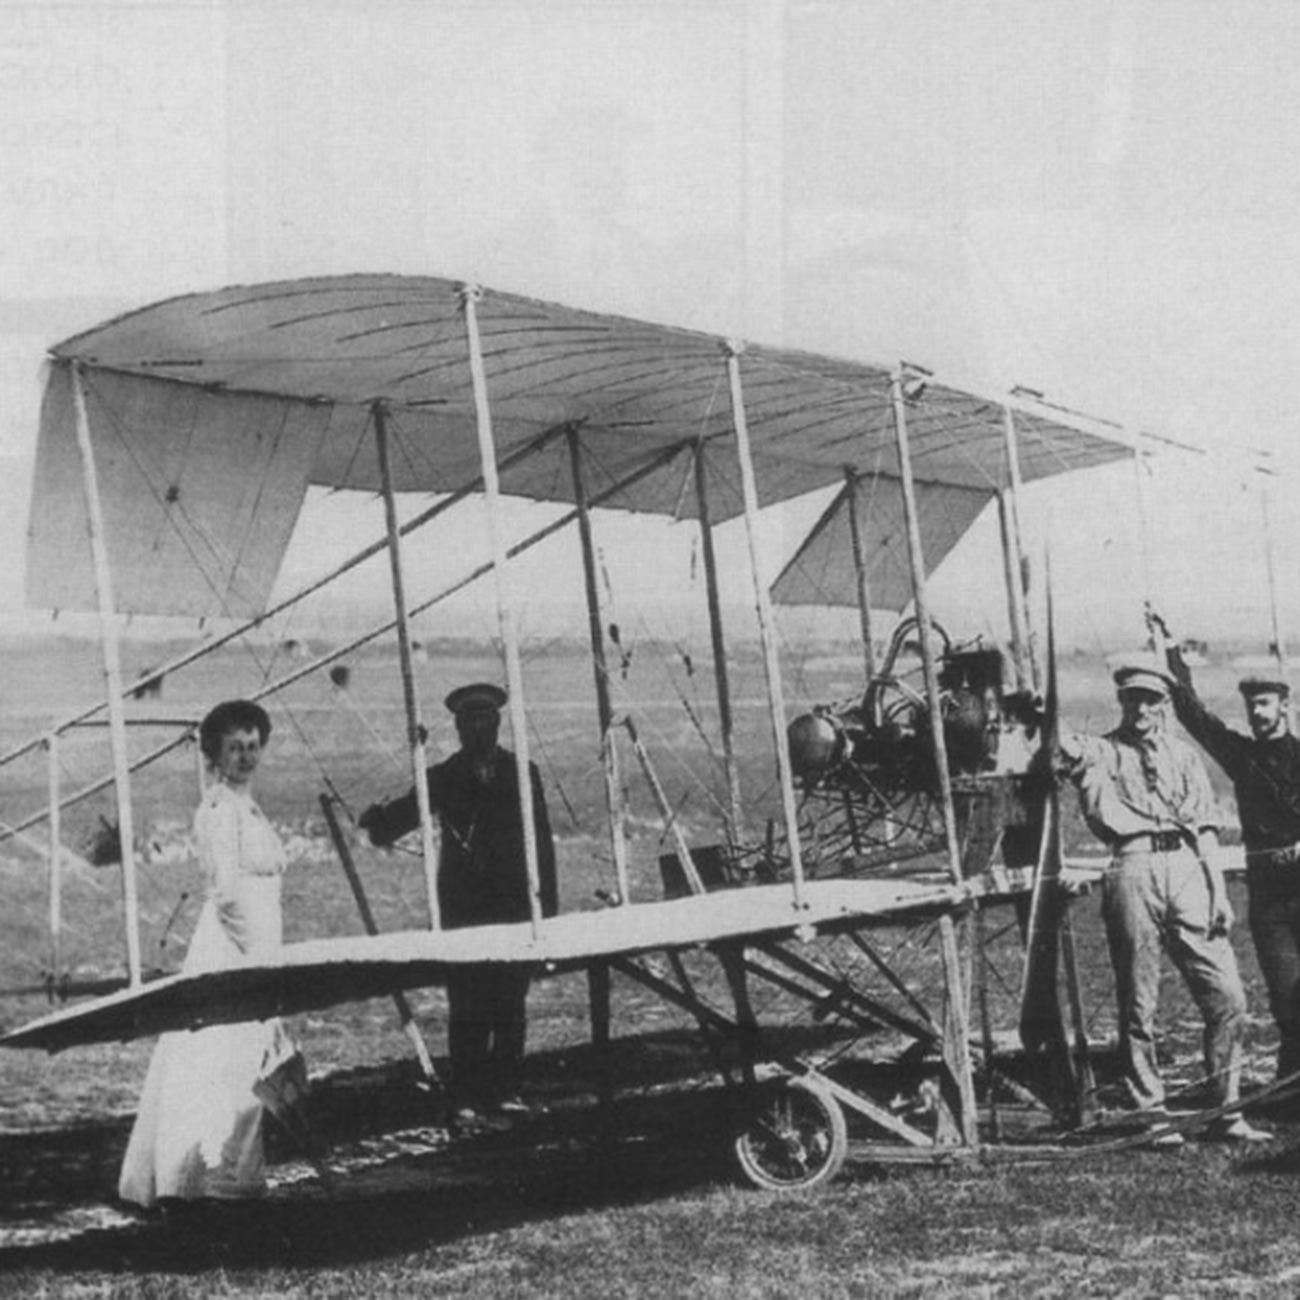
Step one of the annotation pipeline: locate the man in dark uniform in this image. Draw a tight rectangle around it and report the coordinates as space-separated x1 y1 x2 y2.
1151 612 1300 1088
359 683 558 1118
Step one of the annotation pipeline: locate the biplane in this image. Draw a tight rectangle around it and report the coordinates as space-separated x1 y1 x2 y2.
0 275 1160 1190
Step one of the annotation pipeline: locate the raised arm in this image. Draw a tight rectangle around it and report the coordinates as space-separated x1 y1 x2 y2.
1148 607 1243 774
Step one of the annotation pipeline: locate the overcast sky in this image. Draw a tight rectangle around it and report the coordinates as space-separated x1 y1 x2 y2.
2 0 1298 651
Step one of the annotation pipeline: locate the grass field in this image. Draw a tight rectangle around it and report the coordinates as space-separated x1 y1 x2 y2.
3 632 1300 1297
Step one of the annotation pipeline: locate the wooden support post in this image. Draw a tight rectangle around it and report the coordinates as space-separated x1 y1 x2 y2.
69 363 142 988
373 402 441 931
974 903 1001 1140
722 341 806 907
693 445 746 846
843 470 878 679
889 367 977 1147
318 793 439 1083
46 733 62 981
567 428 631 906
460 284 544 937
717 943 759 1084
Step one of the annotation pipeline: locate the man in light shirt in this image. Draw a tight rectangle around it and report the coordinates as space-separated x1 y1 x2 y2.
1059 656 1268 1143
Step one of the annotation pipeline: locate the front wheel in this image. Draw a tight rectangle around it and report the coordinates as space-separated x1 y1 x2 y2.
733 1076 848 1192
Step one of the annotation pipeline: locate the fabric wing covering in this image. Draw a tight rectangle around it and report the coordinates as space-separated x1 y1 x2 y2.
27 274 1135 619
770 478 991 613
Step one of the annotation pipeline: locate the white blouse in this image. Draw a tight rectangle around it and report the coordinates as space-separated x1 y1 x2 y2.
192 781 287 961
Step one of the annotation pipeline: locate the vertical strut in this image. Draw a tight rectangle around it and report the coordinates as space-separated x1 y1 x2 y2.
889 371 962 887
461 284 543 936
69 363 142 987
374 402 442 930
889 366 977 1148
46 733 62 982
722 342 805 907
693 444 745 846
567 427 631 906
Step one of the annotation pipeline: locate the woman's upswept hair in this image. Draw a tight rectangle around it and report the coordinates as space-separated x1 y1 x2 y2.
198 699 272 764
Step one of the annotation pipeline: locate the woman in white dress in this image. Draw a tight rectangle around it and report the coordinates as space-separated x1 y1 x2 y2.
119 699 298 1209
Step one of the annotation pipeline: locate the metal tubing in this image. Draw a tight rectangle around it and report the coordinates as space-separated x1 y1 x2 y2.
722 342 805 906
460 284 543 935
693 445 745 845
374 403 441 929
567 427 631 905
70 362 143 987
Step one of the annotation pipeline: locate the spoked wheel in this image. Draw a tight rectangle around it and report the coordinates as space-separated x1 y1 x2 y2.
733 1076 848 1192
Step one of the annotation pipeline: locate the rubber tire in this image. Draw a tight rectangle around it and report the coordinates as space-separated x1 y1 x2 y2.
733 1076 848 1192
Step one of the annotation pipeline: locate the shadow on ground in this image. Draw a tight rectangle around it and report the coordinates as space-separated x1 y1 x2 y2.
3 1022 1283 1277
0 1035 773 1274
0 1116 726 1275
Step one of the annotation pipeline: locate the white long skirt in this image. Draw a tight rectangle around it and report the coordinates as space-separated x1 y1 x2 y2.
118 880 295 1207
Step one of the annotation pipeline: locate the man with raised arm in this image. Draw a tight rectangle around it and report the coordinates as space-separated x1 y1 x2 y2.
1150 610 1300 1094
1058 654 1268 1143
359 683 558 1122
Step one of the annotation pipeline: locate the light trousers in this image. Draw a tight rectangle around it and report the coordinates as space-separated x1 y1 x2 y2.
1102 847 1246 1110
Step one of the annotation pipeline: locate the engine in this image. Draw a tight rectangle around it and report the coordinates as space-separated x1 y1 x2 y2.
788 622 1042 793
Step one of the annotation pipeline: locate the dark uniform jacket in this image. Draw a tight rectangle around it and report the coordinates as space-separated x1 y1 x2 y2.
365 747 558 928
1169 673 1300 856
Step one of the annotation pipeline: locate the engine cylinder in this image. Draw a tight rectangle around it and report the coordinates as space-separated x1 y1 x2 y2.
787 712 844 780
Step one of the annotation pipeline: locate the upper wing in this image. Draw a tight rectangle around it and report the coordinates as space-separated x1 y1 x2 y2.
29 275 1135 618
